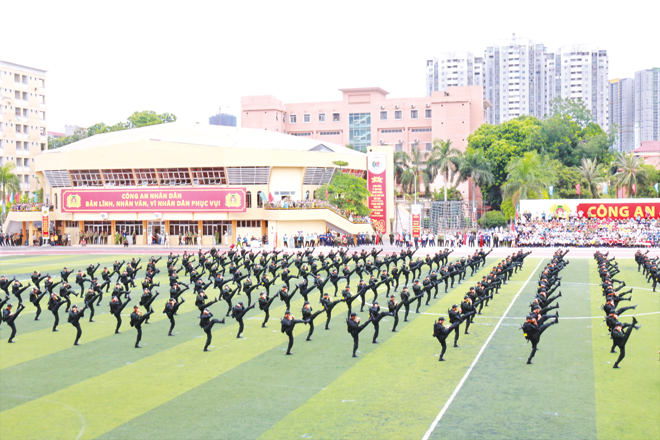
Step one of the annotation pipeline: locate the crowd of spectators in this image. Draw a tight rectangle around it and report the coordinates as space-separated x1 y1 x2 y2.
514 217 660 247
10 203 53 212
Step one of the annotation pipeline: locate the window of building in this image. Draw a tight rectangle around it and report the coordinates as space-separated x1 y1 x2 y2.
246 191 252 208
319 131 340 136
410 110 418 119
22 92 28 100
426 142 432 151
380 111 387 120
70 169 103 187
157 168 191 186
411 128 432 132
102 169 136 186
237 220 261 228
303 114 311 123
135 168 158 186
348 113 371 153
318 113 326 123
168 221 196 236
332 113 340 122
290 132 312 136
425 109 432 118
190 167 227 185
290 114 297 124
394 110 402 120
257 191 264 208
381 129 402 133
65 221 79 228
395 143 403 152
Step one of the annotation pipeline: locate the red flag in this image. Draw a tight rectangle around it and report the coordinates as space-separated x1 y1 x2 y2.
632 183 637 194
15 193 19 203
575 184 581 195
325 189 328 199
268 192 274 202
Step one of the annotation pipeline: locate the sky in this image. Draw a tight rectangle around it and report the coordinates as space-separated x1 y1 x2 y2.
2 0 657 133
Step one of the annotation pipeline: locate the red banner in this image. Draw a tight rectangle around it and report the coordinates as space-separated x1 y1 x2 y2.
41 206 49 238
577 202 660 219
367 152 387 234
61 188 246 213
411 204 421 238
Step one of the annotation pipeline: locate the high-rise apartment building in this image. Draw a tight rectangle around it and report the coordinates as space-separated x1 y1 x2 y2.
426 37 609 130
634 68 660 148
0 60 47 197
425 52 484 97
209 112 237 127
609 78 635 152
557 45 609 131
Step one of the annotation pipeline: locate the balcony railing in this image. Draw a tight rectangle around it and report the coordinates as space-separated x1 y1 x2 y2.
264 199 372 224
10 203 54 212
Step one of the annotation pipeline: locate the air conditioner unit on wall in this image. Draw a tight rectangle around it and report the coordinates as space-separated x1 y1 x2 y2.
154 213 163 219
100 213 108 220
395 105 399 109
414 139 419 143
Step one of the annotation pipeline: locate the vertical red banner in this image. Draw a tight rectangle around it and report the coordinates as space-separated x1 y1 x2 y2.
41 206 49 238
411 204 421 238
367 152 387 234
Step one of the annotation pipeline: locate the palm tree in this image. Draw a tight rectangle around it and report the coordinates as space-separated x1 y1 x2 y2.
577 157 601 198
1 162 21 217
457 149 494 210
394 147 431 197
427 139 462 202
613 153 647 197
502 151 555 207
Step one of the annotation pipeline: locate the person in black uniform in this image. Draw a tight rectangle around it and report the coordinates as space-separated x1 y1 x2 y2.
130 305 153 348
3 302 26 343
139 289 160 324
281 310 307 355
368 302 393 343
195 290 219 313
0 295 9 328
68 304 88 345
612 317 641 368
301 301 325 341
30 271 48 290
164 297 185 336
48 293 68 332
199 308 226 351
258 291 279 328
521 314 558 364
433 316 464 361
83 288 101 322
387 294 406 332
11 280 30 304
60 267 74 284
0 276 15 297
320 292 345 330
110 294 131 334
29 287 48 320
221 285 240 317
231 302 256 338
347 312 372 357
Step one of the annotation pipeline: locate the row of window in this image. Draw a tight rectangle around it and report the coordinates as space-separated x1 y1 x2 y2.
2 71 45 87
394 142 433 152
288 109 432 124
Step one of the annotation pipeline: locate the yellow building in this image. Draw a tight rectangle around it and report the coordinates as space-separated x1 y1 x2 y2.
4 123 395 246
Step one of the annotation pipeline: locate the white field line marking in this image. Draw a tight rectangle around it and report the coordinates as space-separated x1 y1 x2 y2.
421 259 544 440
6 393 86 440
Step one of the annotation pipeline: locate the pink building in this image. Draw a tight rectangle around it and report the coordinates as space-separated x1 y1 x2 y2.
634 141 660 169
241 86 490 200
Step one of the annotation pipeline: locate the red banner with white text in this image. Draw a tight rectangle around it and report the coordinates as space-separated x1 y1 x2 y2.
576 202 660 219
367 152 387 234
60 188 247 213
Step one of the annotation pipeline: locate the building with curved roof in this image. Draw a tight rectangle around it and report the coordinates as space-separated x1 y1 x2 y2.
4 122 394 246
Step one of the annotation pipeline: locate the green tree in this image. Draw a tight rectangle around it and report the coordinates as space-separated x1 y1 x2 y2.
577 157 602 198
315 172 372 216
1 162 21 215
457 149 494 208
502 151 556 206
636 165 660 198
427 139 462 201
430 187 463 201
500 199 515 220
478 210 507 229
551 160 586 199
549 97 593 128
613 153 648 197
394 147 431 196
48 111 177 149
127 110 177 128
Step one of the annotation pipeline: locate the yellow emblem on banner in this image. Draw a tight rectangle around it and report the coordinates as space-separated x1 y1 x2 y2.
66 194 82 208
225 193 242 208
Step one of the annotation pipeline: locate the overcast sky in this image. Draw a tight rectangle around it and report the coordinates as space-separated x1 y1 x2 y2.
2 0 657 132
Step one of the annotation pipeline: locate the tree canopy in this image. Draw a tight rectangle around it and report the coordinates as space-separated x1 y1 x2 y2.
315 172 372 216
48 110 177 149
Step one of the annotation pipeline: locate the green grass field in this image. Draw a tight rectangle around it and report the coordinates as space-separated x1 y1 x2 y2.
0 253 658 440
